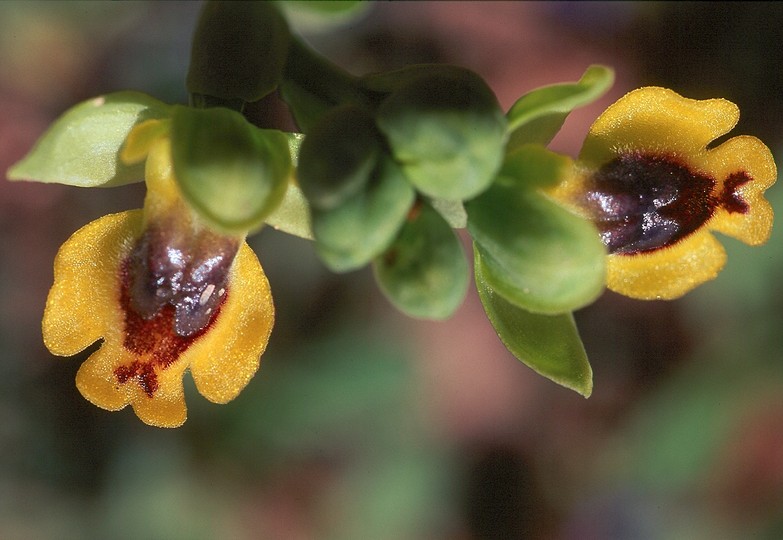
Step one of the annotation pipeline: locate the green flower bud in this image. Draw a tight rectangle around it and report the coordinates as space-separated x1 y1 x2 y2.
313 158 415 272
171 106 292 233
373 201 468 320
297 104 382 210
187 1 290 104
375 66 507 201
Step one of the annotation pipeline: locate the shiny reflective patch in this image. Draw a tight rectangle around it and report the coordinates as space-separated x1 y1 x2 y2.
583 152 749 255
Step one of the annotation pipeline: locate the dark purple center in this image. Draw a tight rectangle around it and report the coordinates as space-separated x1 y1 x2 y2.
582 152 750 255
114 219 238 397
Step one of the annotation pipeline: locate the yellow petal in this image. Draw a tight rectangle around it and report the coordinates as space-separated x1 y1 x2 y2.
130 380 188 428
76 343 136 412
606 231 727 300
188 242 274 404
43 211 142 356
580 87 739 168
142 136 185 220
120 119 170 166
697 135 777 245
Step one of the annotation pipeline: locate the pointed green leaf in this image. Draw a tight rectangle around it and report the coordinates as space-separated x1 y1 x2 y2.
475 250 592 397
376 66 507 200
430 197 467 229
7 91 169 187
465 146 606 313
265 133 314 239
171 106 291 233
264 181 313 239
313 158 415 272
373 202 468 320
506 65 613 150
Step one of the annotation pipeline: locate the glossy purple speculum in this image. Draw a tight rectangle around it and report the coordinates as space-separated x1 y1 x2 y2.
583 152 750 255
127 216 238 337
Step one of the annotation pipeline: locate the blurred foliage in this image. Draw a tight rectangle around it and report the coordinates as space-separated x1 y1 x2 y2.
3 2 783 539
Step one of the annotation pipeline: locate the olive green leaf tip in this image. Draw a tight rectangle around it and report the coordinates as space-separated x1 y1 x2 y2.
430 198 467 229
7 91 169 188
475 253 593 398
505 64 614 149
264 181 313 240
170 106 292 233
373 202 469 320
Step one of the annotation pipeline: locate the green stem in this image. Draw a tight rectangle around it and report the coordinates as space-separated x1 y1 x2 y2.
282 37 366 108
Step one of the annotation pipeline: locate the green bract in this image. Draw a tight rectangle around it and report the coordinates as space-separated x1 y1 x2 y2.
475 251 593 397
373 202 468 320
466 145 606 314
313 158 415 272
7 92 169 187
297 104 381 210
375 66 507 201
264 133 315 239
506 65 614 151
170 106 291 233
187 1 290 104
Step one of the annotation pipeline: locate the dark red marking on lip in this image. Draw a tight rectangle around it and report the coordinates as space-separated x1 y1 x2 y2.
582 152 751 255
114 257 226 398
721 171 751 214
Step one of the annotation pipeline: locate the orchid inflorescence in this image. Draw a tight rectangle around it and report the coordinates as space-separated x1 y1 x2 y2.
7 2 777 427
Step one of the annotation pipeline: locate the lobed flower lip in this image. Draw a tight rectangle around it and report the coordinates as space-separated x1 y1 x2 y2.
552 87 777 300
42 128 274 428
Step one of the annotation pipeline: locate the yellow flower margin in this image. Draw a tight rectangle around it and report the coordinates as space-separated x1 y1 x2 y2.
42 126 274 427
553 87 777 300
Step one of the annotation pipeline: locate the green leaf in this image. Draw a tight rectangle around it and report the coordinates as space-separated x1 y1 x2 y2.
313 158 415 272
171 106 291 233
373 202 468 320
264 181 313 239
187 1 290 103
264 133 316 239
430 198 467 229
7 91 169 187
297 104 381 210
376 66 507 201
475 250 592 397
506 65 614 150
465 146 606 313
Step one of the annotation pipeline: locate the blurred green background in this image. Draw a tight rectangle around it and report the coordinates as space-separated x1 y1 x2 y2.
2 2 783 539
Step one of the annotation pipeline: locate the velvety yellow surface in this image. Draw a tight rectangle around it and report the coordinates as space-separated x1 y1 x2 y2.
554 87 776 300
43 211 274 427
42 123 274 427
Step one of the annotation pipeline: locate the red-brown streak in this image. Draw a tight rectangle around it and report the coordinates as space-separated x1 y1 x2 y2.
721 172 751 214
114 258 226 398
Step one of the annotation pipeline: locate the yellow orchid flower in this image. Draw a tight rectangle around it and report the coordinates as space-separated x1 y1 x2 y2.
42 122 274 427
552 87 777 299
